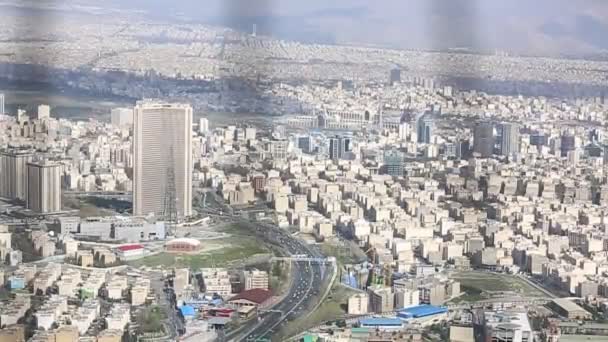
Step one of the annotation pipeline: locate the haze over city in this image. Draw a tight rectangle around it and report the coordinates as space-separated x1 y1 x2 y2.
0 1 608 342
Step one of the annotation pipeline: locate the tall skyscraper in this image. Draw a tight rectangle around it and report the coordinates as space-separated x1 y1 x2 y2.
26 161 62 213
416 113 434 144
500 123 520 157
133 101 193 219
0 150 34 201
473 122 495 158
0 93 4 115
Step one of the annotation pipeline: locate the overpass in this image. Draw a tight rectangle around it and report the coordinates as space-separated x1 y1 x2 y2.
271 256 336 264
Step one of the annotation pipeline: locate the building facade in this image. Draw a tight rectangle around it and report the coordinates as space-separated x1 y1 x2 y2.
26 161 62 213
474 122 495 158
0 150 34 201
500 123 520 157
133 100 193 218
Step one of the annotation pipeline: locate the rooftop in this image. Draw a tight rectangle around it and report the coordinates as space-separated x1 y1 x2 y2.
116 244 144 252
397 305 448 318
359 317 403 326
552 298 589 313
228 289 272 304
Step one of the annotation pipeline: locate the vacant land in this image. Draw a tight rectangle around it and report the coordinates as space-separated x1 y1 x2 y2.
275 282 360 340
320 239 367 265
449 271 546 302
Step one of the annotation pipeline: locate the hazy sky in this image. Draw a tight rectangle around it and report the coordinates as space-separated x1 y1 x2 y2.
17 0 608 56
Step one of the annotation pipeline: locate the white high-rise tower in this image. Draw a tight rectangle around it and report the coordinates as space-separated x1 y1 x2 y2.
500 123 520 157
133 100 193 218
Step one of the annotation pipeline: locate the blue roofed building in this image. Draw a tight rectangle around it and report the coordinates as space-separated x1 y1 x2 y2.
8 276 25 290
359 317 404 330
397 305 448 320
180 305 196 320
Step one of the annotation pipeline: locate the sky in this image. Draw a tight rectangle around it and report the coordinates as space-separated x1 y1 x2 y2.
12 0 608 56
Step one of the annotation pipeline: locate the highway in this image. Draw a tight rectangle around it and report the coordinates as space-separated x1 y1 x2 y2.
219 220 329 342
198 195 332 341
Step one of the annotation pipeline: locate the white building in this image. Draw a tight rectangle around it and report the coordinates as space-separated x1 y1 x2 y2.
111 107 134 127
348 293 369 315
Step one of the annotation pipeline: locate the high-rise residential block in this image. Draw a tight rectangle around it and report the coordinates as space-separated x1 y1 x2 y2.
383 149 404 177
199 118 209 134
133 100 193 218
111 108 134 127
416 112 434 144
26 161 62 213
473 122 495 158
500 123 520 157
0 150 34 201
37 104 50 120
329 135 351 161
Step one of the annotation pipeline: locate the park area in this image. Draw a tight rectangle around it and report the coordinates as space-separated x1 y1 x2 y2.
449 271 547 303
128 223 272 269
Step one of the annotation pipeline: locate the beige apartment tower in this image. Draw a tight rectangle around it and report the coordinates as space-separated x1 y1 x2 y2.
133 100 193 218
0 150 34 201
26 161 62 213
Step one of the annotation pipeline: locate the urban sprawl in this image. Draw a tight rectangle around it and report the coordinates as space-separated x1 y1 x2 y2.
1 7 608 342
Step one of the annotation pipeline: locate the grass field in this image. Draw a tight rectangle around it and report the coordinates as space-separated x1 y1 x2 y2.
449 271 546 303
130 223 272 269
129 237 269 269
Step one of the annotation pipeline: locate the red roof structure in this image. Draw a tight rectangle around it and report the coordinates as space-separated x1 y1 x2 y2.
117 244 144 252
227 289 272 305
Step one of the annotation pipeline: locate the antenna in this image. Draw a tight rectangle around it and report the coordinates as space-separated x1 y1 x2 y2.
162 145 179 234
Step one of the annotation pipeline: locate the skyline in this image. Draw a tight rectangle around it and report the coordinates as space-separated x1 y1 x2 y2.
6 0 608 57
1 2 608 341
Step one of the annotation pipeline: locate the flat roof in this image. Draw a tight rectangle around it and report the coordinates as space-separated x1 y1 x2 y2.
360 318 403 326
117 244 144 252
207 317 230 325
398 305 448 318
238 306 256 313
552 299 588 313
166 238 201 246
180 306 195 316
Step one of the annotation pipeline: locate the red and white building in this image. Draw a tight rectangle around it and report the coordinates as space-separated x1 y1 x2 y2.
115 244 145 259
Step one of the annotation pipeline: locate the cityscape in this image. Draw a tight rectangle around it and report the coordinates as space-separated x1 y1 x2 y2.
1 1 608 342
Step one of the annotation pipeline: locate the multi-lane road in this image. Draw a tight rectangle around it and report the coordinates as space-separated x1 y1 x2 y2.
218 220 330 342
